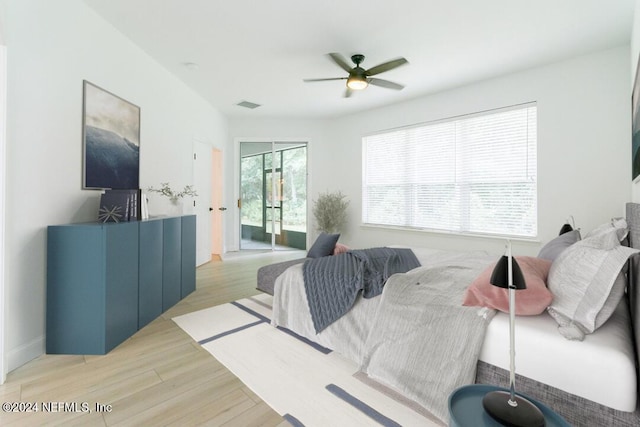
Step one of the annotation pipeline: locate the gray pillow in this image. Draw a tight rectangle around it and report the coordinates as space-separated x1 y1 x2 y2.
307 232 340 258
537 229 581 261
546 224 638 340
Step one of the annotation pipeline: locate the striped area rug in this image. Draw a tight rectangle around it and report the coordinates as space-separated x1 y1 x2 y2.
172 294 442 427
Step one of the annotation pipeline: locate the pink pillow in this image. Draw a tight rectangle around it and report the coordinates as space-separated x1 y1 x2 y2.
463 256 553 315
333 243 349 255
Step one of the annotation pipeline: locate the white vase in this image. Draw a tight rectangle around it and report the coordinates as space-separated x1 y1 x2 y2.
168 198 184 216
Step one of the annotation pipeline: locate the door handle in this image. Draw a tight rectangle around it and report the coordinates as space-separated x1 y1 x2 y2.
218 207 227 211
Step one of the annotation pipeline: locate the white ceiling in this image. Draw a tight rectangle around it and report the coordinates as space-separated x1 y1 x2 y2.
83 0 635 119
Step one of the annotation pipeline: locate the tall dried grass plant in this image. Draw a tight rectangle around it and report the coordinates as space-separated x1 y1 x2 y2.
312 191 349 233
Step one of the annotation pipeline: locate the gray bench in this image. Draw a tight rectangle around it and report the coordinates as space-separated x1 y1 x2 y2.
256 258 308 295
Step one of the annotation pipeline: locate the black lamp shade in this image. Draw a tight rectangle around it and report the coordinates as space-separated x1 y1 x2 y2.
559 223 574 235
489 255 526 290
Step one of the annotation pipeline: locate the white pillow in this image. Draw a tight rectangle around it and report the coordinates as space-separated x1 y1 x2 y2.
546 222 638 340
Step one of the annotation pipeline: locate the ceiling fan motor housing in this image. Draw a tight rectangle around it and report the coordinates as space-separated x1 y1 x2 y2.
348 54 368 88
349 66 367 79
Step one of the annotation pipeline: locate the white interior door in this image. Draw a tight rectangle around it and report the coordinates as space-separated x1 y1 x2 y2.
193 140 212 265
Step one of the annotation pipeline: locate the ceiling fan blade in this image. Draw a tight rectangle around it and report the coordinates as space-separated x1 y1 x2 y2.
344 87 353 98
303 77 347 82
328 53 354 73
366 57 408 76
368 78 404 90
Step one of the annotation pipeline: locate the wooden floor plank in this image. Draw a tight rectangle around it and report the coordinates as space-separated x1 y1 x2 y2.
165 388 256 427
221 401 287 427
0 249 305 426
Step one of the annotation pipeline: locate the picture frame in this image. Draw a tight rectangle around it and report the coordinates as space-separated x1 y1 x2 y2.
82 80 140 189
632 55 640 182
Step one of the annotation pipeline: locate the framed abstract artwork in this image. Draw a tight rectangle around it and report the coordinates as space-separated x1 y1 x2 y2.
633 56 640 182
82 80 140 189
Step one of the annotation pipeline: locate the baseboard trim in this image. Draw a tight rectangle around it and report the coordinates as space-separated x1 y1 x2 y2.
7 335 44 372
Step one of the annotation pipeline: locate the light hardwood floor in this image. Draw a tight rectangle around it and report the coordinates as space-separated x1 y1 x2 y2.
0 249 305 426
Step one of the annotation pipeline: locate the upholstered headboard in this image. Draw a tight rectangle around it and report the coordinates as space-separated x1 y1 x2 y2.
625 202 640 390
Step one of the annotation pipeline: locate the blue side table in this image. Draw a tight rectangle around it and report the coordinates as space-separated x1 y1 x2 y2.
448 385 570 427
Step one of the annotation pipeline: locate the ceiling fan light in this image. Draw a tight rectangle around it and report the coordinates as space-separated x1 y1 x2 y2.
347 76 368 90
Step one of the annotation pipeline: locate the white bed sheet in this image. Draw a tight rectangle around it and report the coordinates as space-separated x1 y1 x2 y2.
271 246 638 412
480 300 637 412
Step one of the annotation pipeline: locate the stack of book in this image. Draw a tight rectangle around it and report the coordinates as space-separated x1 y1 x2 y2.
98 189 149 222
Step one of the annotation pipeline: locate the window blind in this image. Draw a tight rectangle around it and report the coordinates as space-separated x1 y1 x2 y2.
362 103 537 238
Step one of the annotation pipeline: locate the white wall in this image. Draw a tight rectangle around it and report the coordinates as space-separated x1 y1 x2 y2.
230 47 631 257
1 0 227 371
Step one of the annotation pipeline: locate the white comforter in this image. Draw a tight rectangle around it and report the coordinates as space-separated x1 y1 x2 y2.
271 247 476 363
272 262 381 363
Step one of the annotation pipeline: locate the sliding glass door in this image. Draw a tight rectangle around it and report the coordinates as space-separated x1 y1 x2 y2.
240 141 307 251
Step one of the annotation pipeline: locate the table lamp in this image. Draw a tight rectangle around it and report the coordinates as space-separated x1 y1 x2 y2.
482 241 545 427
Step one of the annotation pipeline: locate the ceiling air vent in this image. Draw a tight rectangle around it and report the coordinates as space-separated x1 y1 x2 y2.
236 100 261 109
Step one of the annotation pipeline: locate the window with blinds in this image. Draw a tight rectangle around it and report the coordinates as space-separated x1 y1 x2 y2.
362 103 537 238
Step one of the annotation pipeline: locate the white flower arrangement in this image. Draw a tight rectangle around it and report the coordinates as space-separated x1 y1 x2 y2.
148 182 198 203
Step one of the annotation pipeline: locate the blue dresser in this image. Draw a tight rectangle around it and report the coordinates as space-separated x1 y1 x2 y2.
46 215 196 354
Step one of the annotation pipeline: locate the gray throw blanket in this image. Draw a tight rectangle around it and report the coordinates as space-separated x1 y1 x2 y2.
303 247 420 333
359 252 496 423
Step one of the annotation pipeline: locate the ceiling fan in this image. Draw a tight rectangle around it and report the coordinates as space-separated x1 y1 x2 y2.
303 53 408 97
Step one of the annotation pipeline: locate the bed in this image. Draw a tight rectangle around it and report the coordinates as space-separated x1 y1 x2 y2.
267 204 640 426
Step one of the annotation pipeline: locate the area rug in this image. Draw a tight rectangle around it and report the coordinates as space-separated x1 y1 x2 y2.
172 294 441 427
